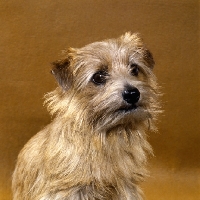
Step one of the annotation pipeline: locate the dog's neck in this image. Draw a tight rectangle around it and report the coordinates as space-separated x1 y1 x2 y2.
50 117 152 182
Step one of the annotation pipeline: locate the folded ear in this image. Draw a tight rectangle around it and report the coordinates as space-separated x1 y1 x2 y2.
51 48 75 90
144 49 155 69
121 32 155 68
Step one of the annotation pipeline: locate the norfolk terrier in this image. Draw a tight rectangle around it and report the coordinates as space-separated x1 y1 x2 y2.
12 33 160 200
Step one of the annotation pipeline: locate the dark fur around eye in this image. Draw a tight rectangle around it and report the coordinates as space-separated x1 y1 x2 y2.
130 64 139 76
92 71 107 85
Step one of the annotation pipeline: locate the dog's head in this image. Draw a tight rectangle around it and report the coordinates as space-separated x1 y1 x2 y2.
49 33 159 131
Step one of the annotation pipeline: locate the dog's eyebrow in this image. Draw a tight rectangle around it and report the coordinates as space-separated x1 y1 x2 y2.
97 65 108 72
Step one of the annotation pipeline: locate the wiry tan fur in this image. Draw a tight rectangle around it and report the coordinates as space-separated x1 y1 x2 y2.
12 33 160 200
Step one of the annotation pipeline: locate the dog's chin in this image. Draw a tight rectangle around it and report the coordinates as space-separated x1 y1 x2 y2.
92 107 150 132
114 104 150 124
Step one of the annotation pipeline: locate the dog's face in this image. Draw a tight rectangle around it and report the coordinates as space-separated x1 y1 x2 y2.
51 33 158 131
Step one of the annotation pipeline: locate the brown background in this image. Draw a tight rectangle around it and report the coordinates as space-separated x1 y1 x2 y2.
0 0 199 199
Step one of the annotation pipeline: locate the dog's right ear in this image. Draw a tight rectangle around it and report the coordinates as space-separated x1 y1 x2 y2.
51 48 75 90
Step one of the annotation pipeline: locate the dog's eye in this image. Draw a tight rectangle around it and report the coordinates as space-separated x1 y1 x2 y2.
92 71 107 85
130 64 139 76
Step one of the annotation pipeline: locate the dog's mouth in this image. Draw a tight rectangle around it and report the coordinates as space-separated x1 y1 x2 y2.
117 104 138 113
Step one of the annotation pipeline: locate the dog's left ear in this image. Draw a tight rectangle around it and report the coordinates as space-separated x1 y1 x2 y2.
121 33 155 68
144 49 155 69
51 48 75 90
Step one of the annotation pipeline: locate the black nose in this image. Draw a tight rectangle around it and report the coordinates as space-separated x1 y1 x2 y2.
122 87 140 104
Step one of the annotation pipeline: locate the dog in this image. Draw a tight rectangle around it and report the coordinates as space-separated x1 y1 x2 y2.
12 32 160 200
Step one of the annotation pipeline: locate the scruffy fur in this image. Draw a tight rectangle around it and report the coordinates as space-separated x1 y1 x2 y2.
12 33 160 200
